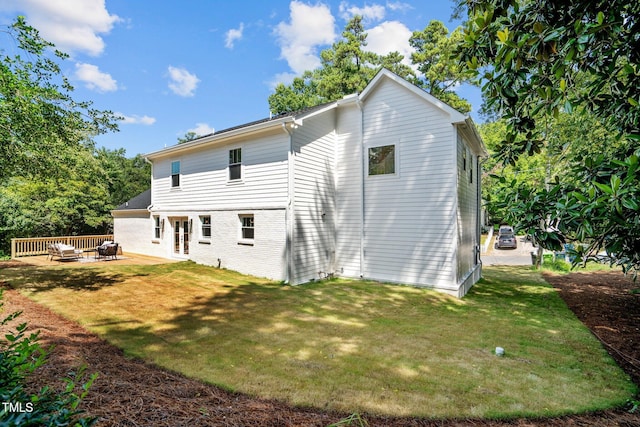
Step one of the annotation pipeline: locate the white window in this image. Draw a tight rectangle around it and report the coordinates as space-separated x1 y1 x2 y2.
153 216 161 239
368 145 395 176
229 148 242 181
171 161 180 187
240 214 254 240
200 215 211 239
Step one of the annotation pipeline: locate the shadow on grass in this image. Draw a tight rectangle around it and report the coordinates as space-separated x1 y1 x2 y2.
1 267 126 293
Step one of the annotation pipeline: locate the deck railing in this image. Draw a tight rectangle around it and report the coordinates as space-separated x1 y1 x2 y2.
11 235 114 258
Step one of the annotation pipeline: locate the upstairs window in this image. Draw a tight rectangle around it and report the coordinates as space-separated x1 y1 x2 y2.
368 145 395 176
171 161 181 187
229 148 242 180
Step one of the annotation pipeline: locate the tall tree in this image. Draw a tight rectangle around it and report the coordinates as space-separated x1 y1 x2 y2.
0 17 119 181
269 17 472 116
410 21 472 113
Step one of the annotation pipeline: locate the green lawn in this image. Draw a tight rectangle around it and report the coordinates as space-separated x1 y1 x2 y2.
1 262 635 419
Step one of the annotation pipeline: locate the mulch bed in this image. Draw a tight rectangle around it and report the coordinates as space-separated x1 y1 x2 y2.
1 261 639 426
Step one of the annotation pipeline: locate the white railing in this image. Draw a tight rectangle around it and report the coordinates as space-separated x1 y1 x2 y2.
11 235 114 258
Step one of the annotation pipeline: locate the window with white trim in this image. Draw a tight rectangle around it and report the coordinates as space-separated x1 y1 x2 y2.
200 215 211 239
229 148 242 180
368 145 395 176
153 216 161 239
240 214 254 240
171 161 180 187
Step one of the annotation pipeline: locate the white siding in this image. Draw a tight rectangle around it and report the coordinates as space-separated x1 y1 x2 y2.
290 111 337 284
456 133 480 286
151 129 289 211
335 104 363 278
361 78 458 289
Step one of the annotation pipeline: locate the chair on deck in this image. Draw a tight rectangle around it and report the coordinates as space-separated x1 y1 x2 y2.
97 242 119 260
48 243 82 261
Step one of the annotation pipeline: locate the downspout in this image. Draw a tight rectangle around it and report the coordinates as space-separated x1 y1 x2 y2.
356 98 365 278
144 157 154 211
282 122 295 284
477 156 484 268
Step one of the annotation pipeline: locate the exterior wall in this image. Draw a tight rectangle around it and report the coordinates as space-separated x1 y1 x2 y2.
129 208 287 281
151 128 289 211
334 103 363 278
113 211 166 258
290 110 337 284
361 78 458 289
188 208 287 281
456 132 481 293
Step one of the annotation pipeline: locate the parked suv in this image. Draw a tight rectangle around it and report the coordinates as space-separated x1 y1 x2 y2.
495 225 517 249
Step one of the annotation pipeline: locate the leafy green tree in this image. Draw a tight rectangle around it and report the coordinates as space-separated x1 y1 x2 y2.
314 16 380 102
177 131 199 144
459 0 639 159
94 148 151 206
409 21 472 113
269 17 473 116
459 0 640 275
269 72 323 115
0 17 119 182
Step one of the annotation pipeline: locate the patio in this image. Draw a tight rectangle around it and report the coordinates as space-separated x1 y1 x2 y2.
13 252 177 267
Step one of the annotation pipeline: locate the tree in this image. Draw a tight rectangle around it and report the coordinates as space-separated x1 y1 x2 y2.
458 0 639 160
94 148 151 206
0 17 119 181
177 131 199 144
0 17 147 256
459 0 640 274
269 17 473 116
410 21 472 113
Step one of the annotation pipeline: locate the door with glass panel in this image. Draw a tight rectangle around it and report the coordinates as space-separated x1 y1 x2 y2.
173 218 189 257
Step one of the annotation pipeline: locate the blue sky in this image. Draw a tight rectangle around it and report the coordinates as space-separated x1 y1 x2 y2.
0 0 482 157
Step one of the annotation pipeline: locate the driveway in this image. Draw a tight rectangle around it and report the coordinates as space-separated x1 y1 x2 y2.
482 235 536 266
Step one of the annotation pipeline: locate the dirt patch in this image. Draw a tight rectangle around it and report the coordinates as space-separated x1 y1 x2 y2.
1 266 639 426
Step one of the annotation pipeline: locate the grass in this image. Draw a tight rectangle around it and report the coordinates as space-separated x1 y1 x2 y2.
0 261 636 419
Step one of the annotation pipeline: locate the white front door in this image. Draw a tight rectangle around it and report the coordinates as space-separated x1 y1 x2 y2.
173 218 189 257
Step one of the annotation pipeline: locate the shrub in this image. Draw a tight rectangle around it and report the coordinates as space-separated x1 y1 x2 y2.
0 290 98 426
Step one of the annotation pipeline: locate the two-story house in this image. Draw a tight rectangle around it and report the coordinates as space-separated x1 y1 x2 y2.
113 69 487 297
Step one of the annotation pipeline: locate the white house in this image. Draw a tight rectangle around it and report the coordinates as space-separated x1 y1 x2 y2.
113 69 487 297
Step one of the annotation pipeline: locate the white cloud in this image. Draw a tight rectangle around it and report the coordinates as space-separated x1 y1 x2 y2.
167 66 200 97
366 21 414 66
74 63 117 92
0 0 120 56
338 2 386 24
386 1 413 12
274 1 336 74
117 113 156 125
225 23 244 49
188 123 215 136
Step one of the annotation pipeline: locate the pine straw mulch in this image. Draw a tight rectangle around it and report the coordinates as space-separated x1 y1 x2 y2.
1 261 639 426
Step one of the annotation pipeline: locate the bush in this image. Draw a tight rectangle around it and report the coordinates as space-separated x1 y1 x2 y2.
0 290 97 426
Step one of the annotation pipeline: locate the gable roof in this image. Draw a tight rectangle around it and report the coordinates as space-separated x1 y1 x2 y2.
113 189 151 211
361 68 468 123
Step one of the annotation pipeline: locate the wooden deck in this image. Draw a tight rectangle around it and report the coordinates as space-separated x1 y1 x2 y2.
13 252 179 267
